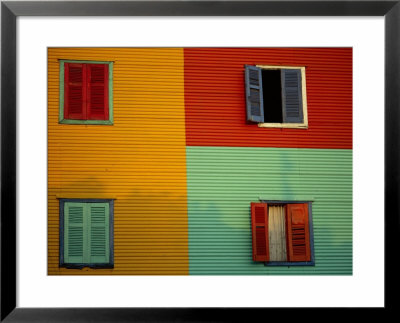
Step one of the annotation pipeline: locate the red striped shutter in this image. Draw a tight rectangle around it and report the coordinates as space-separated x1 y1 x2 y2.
286 203 311 262
87 64 109 120
64 63 87 120
250 202 269 261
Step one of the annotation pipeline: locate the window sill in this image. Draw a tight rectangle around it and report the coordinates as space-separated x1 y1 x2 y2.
264 261 315 266
59 119 113 125
60 263 114 269
258 122 308 129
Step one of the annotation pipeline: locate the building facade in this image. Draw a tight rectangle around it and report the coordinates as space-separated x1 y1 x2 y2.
48 48 352 275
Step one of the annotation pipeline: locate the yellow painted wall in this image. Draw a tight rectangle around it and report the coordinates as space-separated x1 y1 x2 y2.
48 48 188 275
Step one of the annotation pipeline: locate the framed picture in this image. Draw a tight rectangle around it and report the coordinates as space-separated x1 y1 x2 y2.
1 0 397 321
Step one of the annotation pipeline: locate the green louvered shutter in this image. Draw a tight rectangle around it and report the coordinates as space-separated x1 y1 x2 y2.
88 203 110 264
281 69 303 123
64 203 85 264
245 65 264 123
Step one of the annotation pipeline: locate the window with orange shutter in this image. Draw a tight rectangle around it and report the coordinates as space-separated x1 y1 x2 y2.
250 201 314 266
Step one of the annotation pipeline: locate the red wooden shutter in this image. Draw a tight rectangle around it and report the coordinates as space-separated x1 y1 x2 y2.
64 63 87 120
87 64 109 120
286 203 311 262
250 202 269 261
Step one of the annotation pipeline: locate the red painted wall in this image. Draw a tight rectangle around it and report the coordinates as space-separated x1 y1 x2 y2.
184 48 352 149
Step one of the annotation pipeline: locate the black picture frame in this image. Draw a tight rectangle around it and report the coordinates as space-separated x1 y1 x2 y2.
1 0 398 321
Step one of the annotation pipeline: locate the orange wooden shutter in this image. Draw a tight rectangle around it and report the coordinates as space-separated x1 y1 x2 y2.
250 202 269 261
286 203 311 262
87 64 109 120
64 63 87 120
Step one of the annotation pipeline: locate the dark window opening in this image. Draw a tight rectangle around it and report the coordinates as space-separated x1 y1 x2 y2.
261 69 283 123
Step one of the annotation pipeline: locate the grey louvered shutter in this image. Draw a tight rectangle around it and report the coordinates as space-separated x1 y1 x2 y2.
245 65 264 122
88 203 110 264
281 69 303 123
64 203 85 264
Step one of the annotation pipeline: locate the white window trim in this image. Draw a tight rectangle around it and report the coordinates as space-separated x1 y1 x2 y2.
256 65 308 129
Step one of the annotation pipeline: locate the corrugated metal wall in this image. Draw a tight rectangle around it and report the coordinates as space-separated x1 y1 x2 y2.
48 48 189 275
184 48 352 149
48 47 352 275
186 147 352 275
184 48 352 275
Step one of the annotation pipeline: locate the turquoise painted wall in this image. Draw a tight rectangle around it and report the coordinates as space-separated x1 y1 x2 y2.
186 147 352 275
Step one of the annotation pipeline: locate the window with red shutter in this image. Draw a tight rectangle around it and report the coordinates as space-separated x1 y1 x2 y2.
250 201 314 266
59 60 113 125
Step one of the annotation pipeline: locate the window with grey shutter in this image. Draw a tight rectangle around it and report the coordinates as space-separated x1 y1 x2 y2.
244 65 306 127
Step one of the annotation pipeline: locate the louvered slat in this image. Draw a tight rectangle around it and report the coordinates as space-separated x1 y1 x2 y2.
88 204 109 263
65 205 84 263
68 86 83 114
90 207 106 256
291 226 307 256
245 65 264 123
64 63 86 119
281 69 303 123
286 203 311 262
68 227 83 257
250 202 269 261
87 64 108 120
255 227 267 256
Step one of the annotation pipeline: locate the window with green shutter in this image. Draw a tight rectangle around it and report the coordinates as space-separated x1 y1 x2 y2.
245 65 308 129
60 199 114 268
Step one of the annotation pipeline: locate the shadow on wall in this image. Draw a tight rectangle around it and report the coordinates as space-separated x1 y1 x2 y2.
280 148 299 201
52 176 107 198
49 175 190 274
